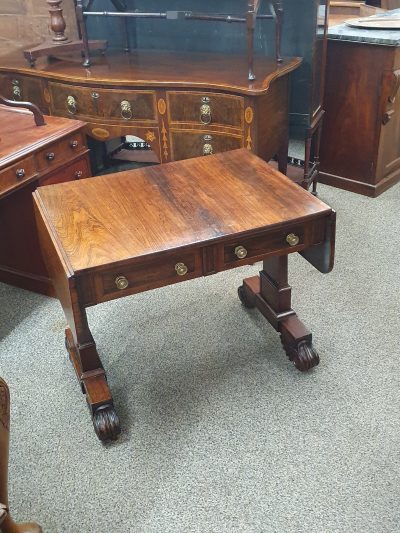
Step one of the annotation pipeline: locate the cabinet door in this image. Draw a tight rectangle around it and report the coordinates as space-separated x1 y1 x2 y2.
376 68 400 183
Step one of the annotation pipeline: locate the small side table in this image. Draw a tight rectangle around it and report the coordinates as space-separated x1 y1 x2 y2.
33 149 336 441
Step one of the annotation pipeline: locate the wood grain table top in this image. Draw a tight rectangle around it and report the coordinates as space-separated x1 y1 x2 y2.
1 50 302 96
34 149 332 274
0 105 85 169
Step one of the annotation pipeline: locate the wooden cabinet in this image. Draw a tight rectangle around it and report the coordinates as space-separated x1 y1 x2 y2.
0 104 90 295
0 51 301 173
319 34 400 196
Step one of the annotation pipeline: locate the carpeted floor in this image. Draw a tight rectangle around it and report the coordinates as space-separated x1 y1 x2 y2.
0 182 400 533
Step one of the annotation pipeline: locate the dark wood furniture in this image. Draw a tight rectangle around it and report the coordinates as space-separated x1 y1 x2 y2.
0 378 42 533
0 101 90 295
319 27 400 196
33 149 336 441
0 51 301 173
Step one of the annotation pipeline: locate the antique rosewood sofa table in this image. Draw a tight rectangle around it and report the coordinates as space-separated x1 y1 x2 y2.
33 149 336 441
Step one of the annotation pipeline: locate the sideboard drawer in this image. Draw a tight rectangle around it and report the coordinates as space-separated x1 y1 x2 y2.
223 224 311 266
49 82 156 122
0 74 47 112
170 130 243 160
95 249 201 302
39 156 90 187
35 132 85 173
168 91 244 128
0 156 36 197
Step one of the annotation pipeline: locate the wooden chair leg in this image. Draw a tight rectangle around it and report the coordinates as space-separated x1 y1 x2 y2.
0 379 43 533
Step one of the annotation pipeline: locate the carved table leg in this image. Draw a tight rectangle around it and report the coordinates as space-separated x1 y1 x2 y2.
238 255 319 371
0 379 43 533
63 300 121 441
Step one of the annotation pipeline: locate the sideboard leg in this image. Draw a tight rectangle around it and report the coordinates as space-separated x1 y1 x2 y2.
239 255 320 371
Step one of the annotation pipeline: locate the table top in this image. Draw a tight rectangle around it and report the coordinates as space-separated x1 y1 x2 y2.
34 149 332 274
329 9 400 46
0 105 85 170
0 50 301 96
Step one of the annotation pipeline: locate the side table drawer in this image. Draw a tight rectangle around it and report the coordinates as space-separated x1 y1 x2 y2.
35 132 85 173
39 156 90 187
170 130 243 160
94 249 202 302
0 156 37 197
167 91 244 128
223 223 323 266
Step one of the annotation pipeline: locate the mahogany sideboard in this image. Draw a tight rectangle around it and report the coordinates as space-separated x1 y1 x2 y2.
319 21 400 196
0 103 90 295
0 50 301 173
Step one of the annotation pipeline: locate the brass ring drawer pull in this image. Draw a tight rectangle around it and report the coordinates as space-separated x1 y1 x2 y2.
70 140 79 149
175 262 188 276
15 168 25 179
203 143 213 156
66 95 77 115
286 233 300 247
200 103 212 125
234 245 248 259
115 276 129 290
120 100 133 120
12 80 21 101
45 152 55 161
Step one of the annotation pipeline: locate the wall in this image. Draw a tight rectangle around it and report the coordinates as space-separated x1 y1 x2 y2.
0 0 78 57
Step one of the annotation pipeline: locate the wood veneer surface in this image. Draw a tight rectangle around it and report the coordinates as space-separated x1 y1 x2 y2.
35 149 331 273
0 105 85 168
0 50 301 96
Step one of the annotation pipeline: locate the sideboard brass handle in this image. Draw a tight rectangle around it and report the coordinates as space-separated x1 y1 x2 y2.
15 168 25 179
12 80 21 101
74 170 83 179
66 95 77 115
70 139 79 149
120 100 133 120
202 143 213 156
200 103 212 125
175 262 188 276
286 233 300 247
45 152 55 161
115 276 129 290
234 245 248 259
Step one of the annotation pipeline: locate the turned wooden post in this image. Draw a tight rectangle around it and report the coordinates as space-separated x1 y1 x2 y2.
47 0 71 43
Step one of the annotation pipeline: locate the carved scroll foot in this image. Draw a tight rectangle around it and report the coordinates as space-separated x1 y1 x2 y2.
281 336 319 372
92 405 121 442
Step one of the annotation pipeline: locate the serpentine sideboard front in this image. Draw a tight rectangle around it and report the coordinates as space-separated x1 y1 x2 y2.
0 50 301 173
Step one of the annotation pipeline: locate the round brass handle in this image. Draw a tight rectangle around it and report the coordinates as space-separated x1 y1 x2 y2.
115 276 129 290
200 103 212 125
234 245 248 259
12 84 21 101
15 168 25 179
286 233 300 247
70 140 79 149
203 143 213 156
121 100 133 120
66 95 77 115
175 262 188 276
45 152 55 161
74 170 83 179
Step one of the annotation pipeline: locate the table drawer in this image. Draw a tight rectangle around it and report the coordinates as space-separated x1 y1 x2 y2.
95 249 201 302
0 156 36 197
170 130 243 161
168 91 244 128
35 132 85 173
39 156 90 187
48 82 157 122
223 223 320 266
